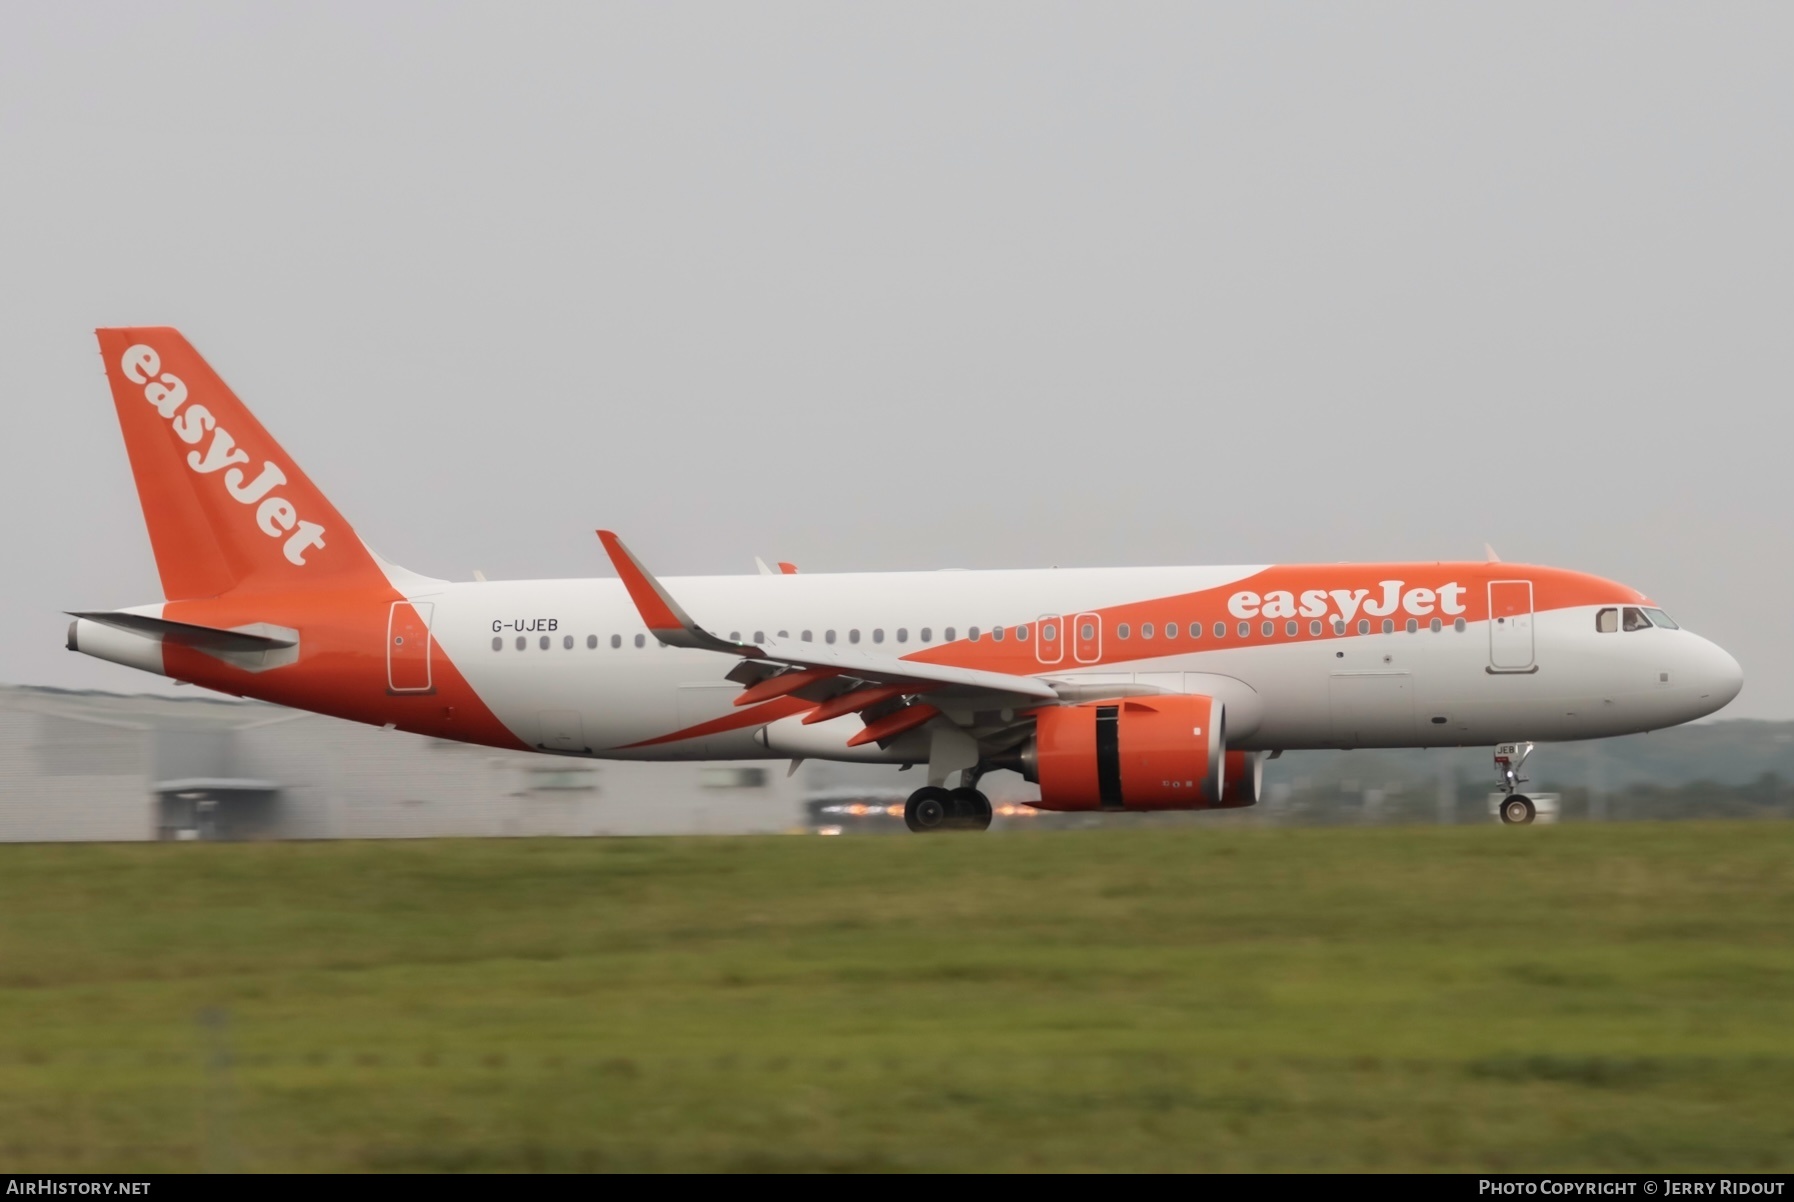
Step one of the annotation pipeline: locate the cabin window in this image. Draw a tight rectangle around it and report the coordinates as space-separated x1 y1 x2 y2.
1430 618 1442 633
491 637 502 651
1357 620 1370 635
1011 626 1023 642
1141 622 1154 639
992 626 1005 642
1381 619 1394 635
1215 622 1227 638
968 627 980 641
754 631 765 644
946 627 958 642
1332 619 1346 635
729 631 740 642
873 629 886 644
611 634 622 649
1261 621 1274 638
1080 622 1095 641
825 630 836 644
1164 623 1178 639
1309 620 1321 636
588 635 598 649
1117 624 1130 639
1041 623 1055 642
1237 622 1250 638
1454 618 1466 632
563 634 574 649
777 630 788 639
539 635 551 650
921 627 933 642
1190 623 1201 639
1405 619 1418 634
635 634 646 648
516 636 527 651
898 628 910 643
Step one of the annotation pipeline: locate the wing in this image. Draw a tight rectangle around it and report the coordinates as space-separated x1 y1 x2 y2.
596 531 1058 726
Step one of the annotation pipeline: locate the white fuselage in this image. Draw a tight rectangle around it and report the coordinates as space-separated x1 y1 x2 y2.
403 565 1741 761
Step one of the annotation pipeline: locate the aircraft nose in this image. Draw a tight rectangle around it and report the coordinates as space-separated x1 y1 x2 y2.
1696 637 1744 711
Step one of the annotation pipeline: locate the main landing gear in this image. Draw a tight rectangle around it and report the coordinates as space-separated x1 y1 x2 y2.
1494 741 1537 826
904 785 993 833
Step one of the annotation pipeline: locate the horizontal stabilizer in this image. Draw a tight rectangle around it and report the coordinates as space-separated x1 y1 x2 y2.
67 611 297 654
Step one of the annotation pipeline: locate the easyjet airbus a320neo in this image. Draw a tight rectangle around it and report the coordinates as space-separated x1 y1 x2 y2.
69 328 1744 830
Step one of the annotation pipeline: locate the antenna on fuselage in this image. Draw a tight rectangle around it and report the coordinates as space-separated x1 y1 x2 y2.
1484 543 1502 564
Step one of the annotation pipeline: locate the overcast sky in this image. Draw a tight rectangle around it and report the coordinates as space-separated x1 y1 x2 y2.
3 3 1790 718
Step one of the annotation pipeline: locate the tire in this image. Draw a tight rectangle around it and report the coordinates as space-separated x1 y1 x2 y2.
904 786 953 833
1500 795 1537 826
948 787 993 832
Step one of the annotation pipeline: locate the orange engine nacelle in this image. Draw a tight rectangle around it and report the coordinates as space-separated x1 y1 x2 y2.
1020 695 1228 812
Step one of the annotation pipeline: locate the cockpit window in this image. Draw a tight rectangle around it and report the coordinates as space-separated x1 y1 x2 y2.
1622 606 1652 632
1644 608 1679 630
1596 607 1618 634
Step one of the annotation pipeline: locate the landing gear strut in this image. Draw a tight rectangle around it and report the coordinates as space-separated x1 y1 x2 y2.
1494 742 1537 826
904 785 993 833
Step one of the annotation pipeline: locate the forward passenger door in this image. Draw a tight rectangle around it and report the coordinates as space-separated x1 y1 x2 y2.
1488 580 1536 672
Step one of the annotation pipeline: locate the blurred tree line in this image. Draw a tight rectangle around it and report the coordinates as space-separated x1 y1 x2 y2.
1254 719 1794 825
1265 771 1794 826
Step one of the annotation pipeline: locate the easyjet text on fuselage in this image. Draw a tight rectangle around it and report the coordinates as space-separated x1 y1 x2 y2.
1227 581 1469 623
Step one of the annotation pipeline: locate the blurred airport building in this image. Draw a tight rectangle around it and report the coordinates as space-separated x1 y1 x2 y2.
3 683 1792 841
0 683 835 842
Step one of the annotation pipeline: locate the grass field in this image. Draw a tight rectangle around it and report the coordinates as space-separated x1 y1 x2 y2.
1 822 1791 1172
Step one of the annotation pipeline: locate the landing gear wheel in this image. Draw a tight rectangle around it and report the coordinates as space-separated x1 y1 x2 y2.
948 787 993 832
1500 795 1537 826
904 787 954 833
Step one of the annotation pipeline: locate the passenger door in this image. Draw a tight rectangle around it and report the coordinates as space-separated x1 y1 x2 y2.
1487 580 1535 672
386 601 434 693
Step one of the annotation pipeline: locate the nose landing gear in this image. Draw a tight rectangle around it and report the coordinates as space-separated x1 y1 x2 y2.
1494 741 1537 825
1499 795 1537 825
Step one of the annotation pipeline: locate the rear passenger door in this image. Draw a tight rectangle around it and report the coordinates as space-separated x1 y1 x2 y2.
387 601 434 693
